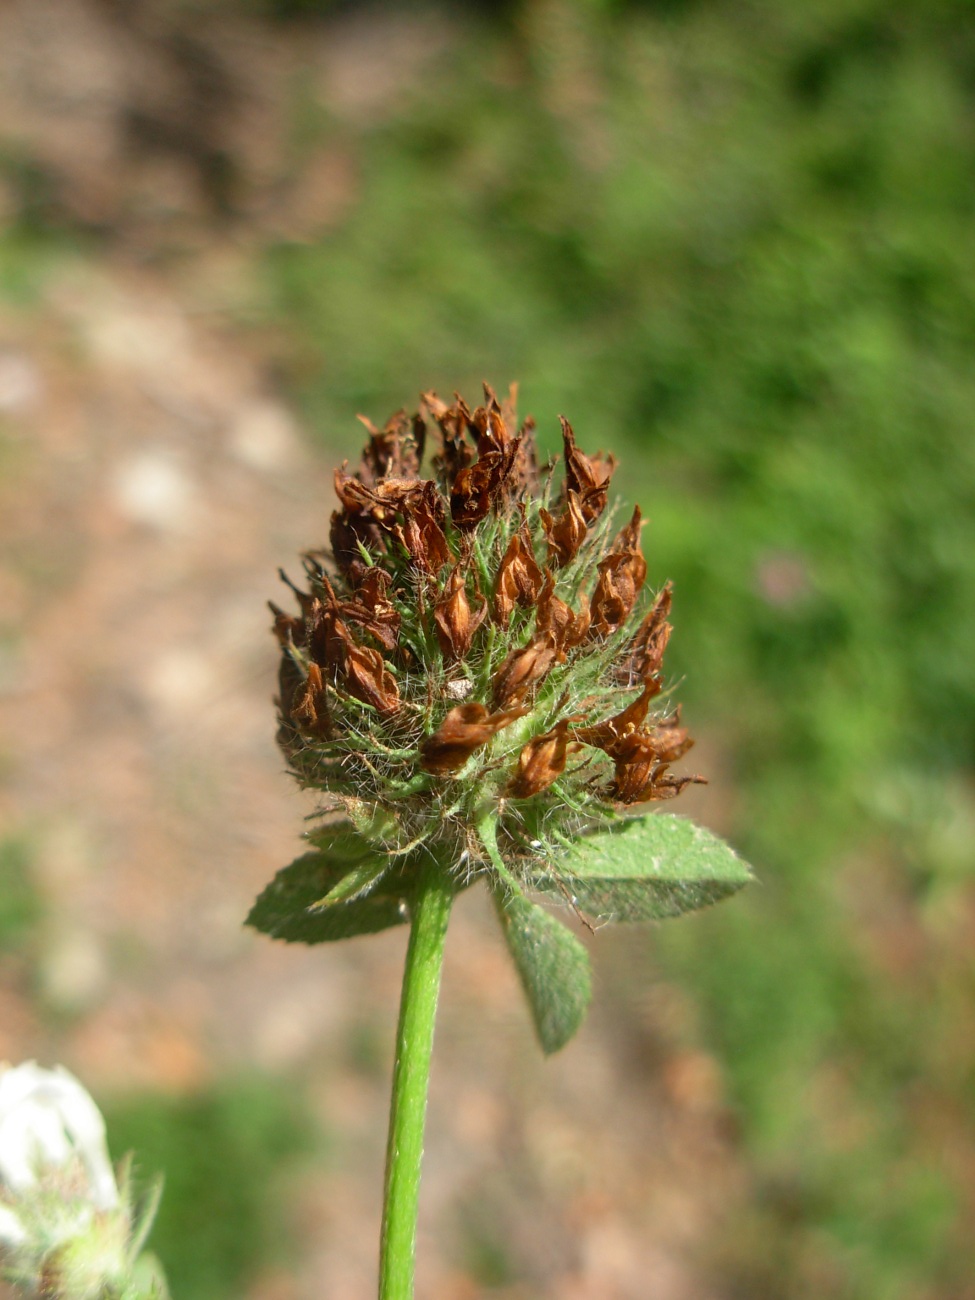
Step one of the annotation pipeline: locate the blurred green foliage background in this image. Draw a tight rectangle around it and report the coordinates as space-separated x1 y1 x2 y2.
2 0 974 1296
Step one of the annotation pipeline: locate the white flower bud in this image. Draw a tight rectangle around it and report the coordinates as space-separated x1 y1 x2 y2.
0 1062 118 1211
0 1203 27 1248
0 1062 166 1300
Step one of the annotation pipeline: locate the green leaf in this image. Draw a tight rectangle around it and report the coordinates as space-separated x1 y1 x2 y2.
312 855 391 909
492 884 592 1054
305 819 385 862
539 814 753 923
247 847 409 944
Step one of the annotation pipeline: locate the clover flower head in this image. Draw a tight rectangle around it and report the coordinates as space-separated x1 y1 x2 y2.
0 1063 165 1300
270 384 701 881
249 386 756 1054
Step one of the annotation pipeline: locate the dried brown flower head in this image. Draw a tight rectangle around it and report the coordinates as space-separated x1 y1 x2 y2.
271 383 703 879
252 383 756 1060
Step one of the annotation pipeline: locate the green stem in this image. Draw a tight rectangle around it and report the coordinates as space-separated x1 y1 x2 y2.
379 856 455 1300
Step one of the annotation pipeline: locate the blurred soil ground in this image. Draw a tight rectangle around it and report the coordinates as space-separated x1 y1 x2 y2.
0 3 748 1297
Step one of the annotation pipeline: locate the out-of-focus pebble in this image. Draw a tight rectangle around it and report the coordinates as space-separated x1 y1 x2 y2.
111 449 198 532
39 926 108 1014
229 401 298 472
0 351 42 414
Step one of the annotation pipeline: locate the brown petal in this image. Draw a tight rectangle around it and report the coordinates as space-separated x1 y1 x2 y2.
308 599 356 674
338 569 401 651
613 757 706 804
423 391 477 487
290 662 332 736
420 702 528 774
356 409 425 483
335 469 427 522
540 490 588 567
484 382 539 495
497 382 519 433
349 563 394 606
343 643 400 715
537 572 590 653
471 394 510 457
425 388 526 517
508 719 574 799
491 631 560 708
268 601 303 648
395 480 452 573
573 682 655 753
434 564 488 660
494 527 544 626
560 416 617 523
609 734 659 803
626 582 673 686
330 507 387 572
608 711 698 803
450 455 503 530
640 772 708 801
510 418 540 495
589 506 648 637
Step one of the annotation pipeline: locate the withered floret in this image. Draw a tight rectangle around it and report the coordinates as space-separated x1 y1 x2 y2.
420 703 528 774
272 384 701 881
434 563 488 661
508 720 576 799
494 526 544 627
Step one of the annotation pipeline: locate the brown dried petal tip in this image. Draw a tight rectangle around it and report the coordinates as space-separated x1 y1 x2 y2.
343 642 401 716
356 409 425 484
540 490 588 568
625 581 672 687
508 719 575 799
589 506 648 638
491 632 560 708
290 661 331 736
561 416 617 524
420 703 528 774
434 564 488 661
494 527 544 626
393 480 452 574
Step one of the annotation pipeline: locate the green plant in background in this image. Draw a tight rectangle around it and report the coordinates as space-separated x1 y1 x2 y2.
0 839 42 954
103 1080 309 1300
249 388 751 1298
